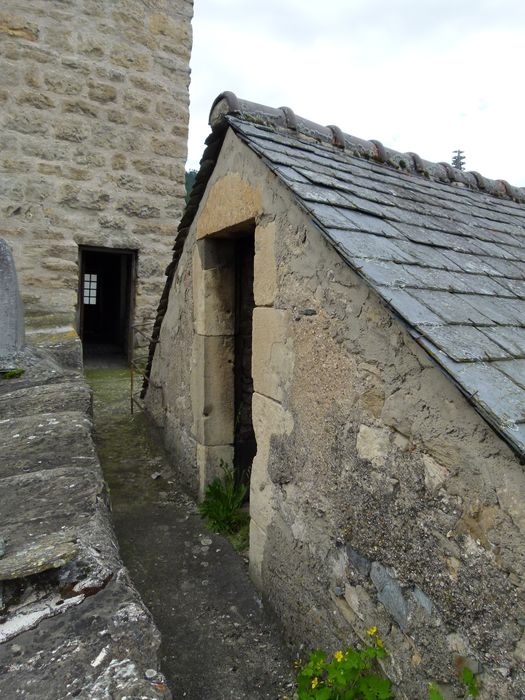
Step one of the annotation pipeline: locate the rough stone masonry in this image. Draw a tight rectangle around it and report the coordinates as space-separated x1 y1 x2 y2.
0 0 192 335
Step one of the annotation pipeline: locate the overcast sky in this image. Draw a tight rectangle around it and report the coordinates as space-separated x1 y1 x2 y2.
187 0 525 185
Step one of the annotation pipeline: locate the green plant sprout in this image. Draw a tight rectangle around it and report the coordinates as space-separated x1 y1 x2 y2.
1 367 25 380
198 460 249 544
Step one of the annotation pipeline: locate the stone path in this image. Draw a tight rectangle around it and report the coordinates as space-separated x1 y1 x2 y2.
85 367 295 700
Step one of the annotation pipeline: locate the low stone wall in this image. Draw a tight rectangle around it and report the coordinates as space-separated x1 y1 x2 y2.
0 339 170 699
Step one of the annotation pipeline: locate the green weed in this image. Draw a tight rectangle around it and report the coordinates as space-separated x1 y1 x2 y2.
199 460 248 535
295 629 481 699
1 367 25 380
296 628 392 700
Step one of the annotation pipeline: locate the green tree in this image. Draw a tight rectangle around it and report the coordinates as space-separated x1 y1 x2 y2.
452 149 465 171
185 168 198 204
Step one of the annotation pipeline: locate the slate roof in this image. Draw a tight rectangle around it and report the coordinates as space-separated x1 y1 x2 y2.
145 92 525 460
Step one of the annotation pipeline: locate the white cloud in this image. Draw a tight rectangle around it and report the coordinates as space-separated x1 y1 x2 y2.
187 0 525 185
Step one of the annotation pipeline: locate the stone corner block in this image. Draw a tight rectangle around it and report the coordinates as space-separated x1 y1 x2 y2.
193 242 235 336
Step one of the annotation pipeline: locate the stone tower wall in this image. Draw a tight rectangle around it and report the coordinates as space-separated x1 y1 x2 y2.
0 0 192 332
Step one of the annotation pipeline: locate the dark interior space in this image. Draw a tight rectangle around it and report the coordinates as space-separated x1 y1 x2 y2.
233 234 256 488
79 248 134 362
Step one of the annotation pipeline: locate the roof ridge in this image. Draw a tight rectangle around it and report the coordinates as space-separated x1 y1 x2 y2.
209 91 525 205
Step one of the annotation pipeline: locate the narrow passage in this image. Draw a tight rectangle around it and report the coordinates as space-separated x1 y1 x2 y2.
84 367 294 700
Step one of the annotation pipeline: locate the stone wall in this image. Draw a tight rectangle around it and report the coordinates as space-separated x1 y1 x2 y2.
0 0 191 332
0 342 170 699
146 130 525 698
146 217 197 493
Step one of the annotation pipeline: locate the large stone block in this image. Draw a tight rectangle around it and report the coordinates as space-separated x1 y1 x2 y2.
252 307 293 403
191 334 234 446
88 81 117 103
0 15 39 42
151 136 186 159
193 240 235 336
249 392 293 588
196 173 261 240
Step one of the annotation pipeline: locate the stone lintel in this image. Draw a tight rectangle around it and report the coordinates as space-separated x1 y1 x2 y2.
195 172 261 240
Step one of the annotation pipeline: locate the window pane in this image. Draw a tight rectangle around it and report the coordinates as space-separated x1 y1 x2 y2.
83 273 97 304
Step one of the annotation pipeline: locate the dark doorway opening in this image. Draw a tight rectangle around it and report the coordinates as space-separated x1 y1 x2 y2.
79 247 135 363
233 234 256 489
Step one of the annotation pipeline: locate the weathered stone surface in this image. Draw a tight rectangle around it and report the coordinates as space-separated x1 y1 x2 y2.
88 80 117 103
249 391 293 587
0 411 96 476
0 343 169 698
0 575 169 699
0 14 39 41
0 380 91 419
254 221 277 307
252 307 293 403
422 453 450 491
196 443 234 499
190 333 234 446
0 532 77 581
356 424 390 466
370 562 408 630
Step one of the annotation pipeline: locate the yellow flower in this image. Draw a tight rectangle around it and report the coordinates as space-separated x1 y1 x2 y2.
311 677 319 689
367 626 378 636
334 651 344 662
376 638 384 648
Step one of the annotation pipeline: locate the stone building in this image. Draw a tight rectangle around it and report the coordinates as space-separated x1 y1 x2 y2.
0 0 192 359
144 93 525 698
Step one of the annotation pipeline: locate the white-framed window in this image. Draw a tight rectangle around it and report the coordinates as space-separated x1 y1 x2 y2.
83 273 97 305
